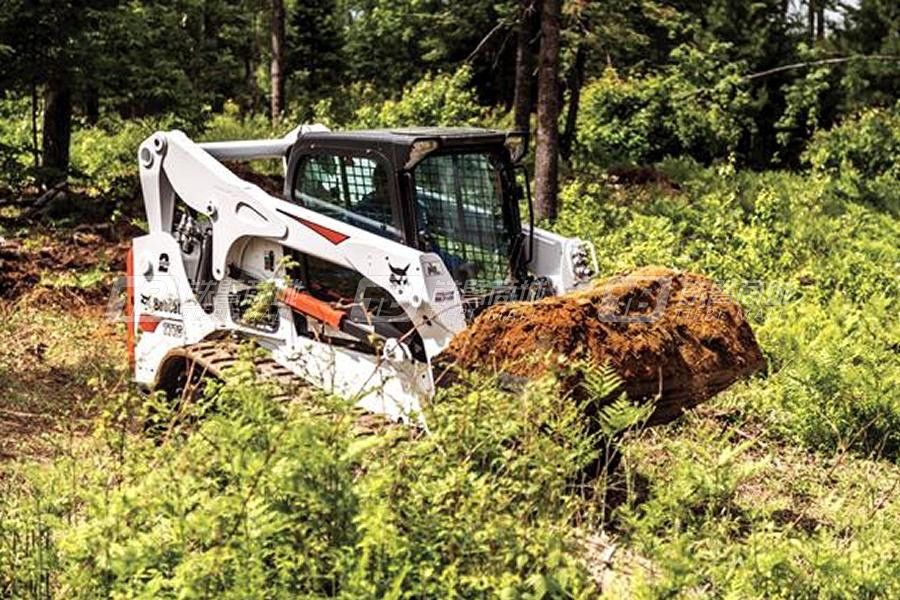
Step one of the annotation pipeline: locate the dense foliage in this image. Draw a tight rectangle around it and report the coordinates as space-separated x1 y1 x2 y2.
804 104 900 213
573 57 751 168
1 0 898 189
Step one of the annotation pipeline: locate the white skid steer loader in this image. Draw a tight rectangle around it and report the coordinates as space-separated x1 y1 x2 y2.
127 125 597 425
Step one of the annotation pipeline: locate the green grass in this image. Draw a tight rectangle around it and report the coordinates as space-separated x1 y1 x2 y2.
614 406 900 598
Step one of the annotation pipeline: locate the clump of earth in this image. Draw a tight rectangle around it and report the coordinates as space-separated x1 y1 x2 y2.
439 266 766 425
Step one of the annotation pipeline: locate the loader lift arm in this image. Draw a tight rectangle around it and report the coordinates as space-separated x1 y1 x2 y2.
136 129 467 363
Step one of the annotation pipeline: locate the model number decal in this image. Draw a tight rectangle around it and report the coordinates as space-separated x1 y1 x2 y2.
162 322 184 338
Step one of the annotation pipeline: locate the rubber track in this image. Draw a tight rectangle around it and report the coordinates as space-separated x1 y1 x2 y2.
163 339 397 436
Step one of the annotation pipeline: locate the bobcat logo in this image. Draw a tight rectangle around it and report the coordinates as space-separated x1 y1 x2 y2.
389 263 410 287
140 293 181 314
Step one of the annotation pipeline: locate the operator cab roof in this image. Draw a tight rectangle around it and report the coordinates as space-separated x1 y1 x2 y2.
301 126 506 145
291 126 522 170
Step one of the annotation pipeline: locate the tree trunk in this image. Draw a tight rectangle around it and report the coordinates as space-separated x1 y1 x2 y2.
270 0 286 125
30 81 40 168
512 0 535 136
41 78 72 184
816 3 825 40
534 0 561 222
560 42 586 161
243 56 256 114
807 0 816 43
243 10 261 115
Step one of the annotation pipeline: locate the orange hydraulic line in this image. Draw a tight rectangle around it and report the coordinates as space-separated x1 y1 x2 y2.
278 286 345 330
125 248 135 368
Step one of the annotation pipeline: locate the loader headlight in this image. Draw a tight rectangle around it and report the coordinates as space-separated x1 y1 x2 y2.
505 132 528 163
571 243 595 281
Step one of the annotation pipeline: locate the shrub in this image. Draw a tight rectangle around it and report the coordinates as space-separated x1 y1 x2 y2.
748 293 900 456
199 102 284 142
804 104 900 213
58 363 357 597
350 66 485 129
70 115 176 201
574 70 668 168
0 95 39 191
68 103 288 203
574 47 752 169
0 472 59 598
341 374 600 598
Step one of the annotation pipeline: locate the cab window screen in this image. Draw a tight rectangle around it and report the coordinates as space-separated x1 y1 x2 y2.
293 154 401 241
413 152 511 291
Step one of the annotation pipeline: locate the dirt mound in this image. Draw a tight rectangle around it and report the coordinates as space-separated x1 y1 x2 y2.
438 267 765 425
0 228 128 303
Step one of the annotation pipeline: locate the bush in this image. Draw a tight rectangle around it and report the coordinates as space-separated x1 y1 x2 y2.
68 103 287 203
749 294 900 456
58 363 357 597
574 47 752 169
574 70 668 168
0 472 59 598
70 115 176 201
804 105 900 213
199 102 284 142
0 95 39 191
349 66 485 129
341 373 600 598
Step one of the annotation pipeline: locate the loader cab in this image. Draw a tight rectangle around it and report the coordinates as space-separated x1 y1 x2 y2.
285 127 534 302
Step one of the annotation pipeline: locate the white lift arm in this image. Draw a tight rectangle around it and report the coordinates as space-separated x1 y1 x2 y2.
137 129 466 360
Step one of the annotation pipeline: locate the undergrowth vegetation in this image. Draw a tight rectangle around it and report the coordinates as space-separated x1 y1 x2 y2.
618 416 900 598
556 113 900 458
2 353 643 598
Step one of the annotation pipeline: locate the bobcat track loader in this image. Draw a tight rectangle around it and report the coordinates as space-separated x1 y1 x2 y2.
127 125 597 424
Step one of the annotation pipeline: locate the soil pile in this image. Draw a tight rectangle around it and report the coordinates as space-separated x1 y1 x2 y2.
0 229 127 303
439 266 765 425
